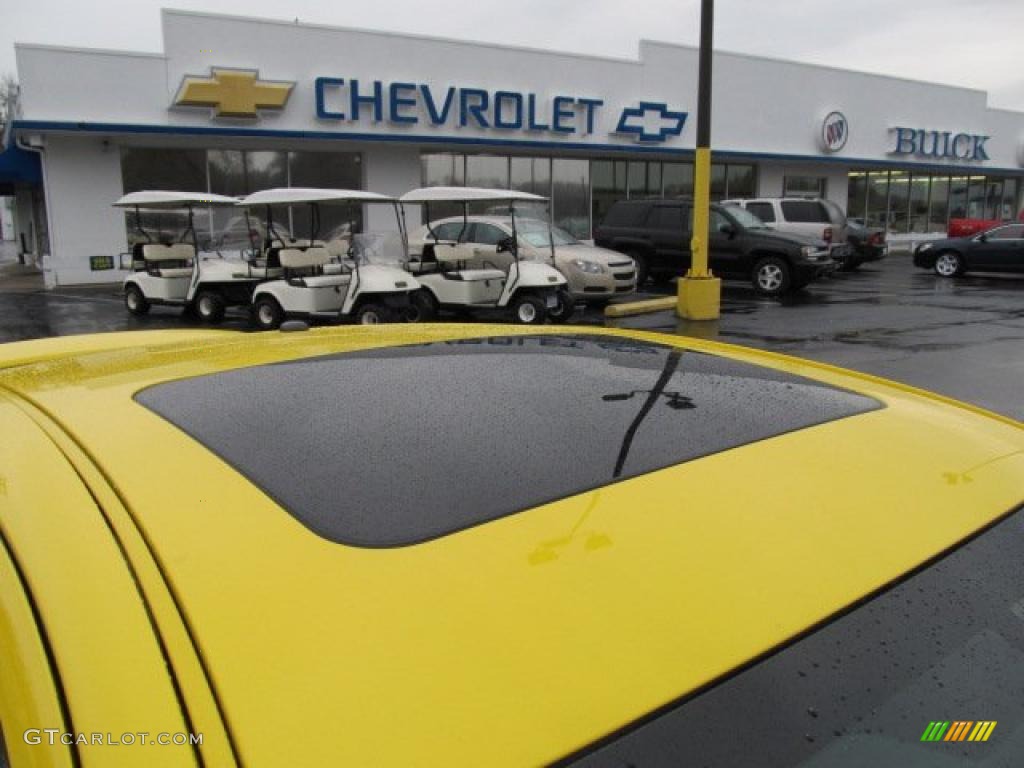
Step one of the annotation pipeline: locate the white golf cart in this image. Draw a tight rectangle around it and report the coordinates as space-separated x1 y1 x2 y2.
238 188 421 328
116 190 276 322
398 187 571 325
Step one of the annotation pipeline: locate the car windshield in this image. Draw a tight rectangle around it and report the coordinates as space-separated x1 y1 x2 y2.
724 205 768 230
349 231 407 267
518 221 579 248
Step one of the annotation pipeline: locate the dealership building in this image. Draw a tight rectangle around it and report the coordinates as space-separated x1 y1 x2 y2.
3 9 1023 287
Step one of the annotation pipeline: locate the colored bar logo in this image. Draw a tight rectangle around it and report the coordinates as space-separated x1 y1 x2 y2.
921 721 997 742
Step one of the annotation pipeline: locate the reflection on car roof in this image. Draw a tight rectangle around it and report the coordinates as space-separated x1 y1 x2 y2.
136 334 880 547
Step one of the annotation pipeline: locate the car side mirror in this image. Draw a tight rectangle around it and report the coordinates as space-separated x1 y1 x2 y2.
978 233 988 242
118 252 132 270
718 223 736 237
496 236 516 254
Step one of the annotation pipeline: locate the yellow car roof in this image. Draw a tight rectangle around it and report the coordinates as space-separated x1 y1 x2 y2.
2 325 1021 766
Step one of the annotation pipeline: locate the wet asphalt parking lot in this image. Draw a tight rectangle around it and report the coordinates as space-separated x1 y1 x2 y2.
1 252 1022 421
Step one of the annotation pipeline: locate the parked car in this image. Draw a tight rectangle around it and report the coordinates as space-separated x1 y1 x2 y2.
844 217 887 270
948 209 1024 238
913 222 1024 277
593 198 835 296
409 215 637 305
722 196 851 265
1 326 1021 767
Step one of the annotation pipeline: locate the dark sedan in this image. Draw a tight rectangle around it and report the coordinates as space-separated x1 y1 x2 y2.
844 217 887 271
913 223 1024 277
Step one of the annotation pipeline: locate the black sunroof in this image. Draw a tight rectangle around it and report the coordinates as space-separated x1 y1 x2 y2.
135 335 880 547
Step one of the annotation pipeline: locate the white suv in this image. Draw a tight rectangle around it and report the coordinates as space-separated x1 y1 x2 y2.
723 197 851 264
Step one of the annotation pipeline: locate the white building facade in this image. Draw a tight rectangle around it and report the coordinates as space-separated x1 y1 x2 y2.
6 9 1024 286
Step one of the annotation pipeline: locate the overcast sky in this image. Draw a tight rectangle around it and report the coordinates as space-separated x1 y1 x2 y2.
2 0 1023 111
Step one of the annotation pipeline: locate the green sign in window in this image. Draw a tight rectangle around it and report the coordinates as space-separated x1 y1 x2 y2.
89 255 115 271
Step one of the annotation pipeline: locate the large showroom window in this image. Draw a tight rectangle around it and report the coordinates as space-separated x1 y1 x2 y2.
887 171 910 233
847 169 1022 233
466 155 510 189
289 151 363 241
121 147 207 247
552 158 591 239
709 164 726 200
591 159 626 229
510 157 551 197
421 152 755 238
120 147 362 249
208 150 288 246
928 176 949 231
725 164 756 199
421 153 580 233
907 174 931 233
589 159 754 229
846 172 866 221
663 163 694 198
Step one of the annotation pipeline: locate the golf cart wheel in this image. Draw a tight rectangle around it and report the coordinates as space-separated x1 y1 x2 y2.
355 303 393 325
124 284 150 316
933 251 963 278
752 256 792 297
840 259 862 272
194 290 226 324
547 289 576 324
252 296 284 330
406 290 438 322
510 294 547 325
628 251 649 286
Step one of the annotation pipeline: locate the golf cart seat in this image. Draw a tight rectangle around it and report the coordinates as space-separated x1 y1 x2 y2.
249 247 284 279
279 246 351 288
406 244 440 275
140 243 195 277
279 246 331 271
443 268 506 282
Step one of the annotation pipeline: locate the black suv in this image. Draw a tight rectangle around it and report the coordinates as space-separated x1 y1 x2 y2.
593 199 836 296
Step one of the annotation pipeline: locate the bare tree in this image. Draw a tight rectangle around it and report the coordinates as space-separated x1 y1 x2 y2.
0 74 19 135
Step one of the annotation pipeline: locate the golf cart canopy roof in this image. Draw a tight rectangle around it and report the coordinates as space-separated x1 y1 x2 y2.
238 188 395 206
113 191 239 209
400 186 548 204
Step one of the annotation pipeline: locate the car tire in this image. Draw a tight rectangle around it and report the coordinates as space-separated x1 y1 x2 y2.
840 257 863 272
933 251 964 278
355 303 393 325
252 296 284 330
406 289 438 322
547 289 576 324
752 256 792 297
628 251 649 287
510 294 547 325
194 290 226 324
124 284 150 316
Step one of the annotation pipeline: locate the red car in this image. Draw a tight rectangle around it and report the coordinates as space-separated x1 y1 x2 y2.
948 209 1024 238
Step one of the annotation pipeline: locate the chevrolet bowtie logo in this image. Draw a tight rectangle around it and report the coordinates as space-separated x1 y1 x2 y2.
173 68 293 118
615 102 688 143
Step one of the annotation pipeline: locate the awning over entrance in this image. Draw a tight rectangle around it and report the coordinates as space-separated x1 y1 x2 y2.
0 144 42 194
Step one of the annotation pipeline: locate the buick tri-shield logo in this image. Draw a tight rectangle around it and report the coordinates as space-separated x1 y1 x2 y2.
820 111 848 152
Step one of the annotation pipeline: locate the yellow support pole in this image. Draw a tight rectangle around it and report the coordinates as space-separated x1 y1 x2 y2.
677 0 721 320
